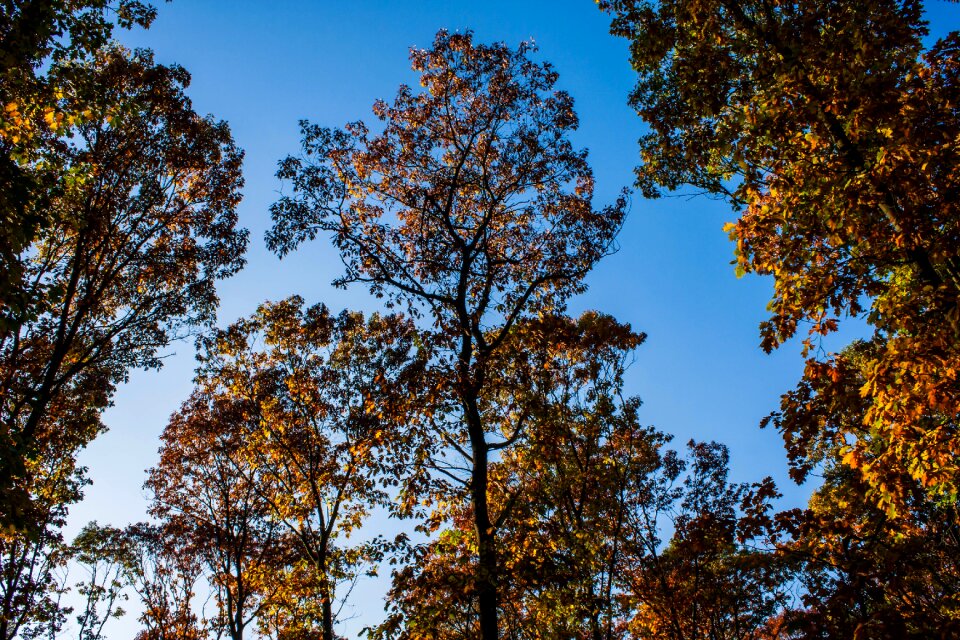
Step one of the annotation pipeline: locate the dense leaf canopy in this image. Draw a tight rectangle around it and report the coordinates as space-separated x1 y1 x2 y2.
602 0 960 512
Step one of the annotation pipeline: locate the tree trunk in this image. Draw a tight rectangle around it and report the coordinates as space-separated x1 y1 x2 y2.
321 586 334 640
466 394 498 640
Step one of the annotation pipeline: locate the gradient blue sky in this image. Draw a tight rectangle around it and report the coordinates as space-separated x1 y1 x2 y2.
65 1 959 636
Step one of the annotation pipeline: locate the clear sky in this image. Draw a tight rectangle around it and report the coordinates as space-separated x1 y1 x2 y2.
64 1 959 637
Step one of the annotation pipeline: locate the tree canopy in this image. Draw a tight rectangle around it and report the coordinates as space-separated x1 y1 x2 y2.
4 3 960 639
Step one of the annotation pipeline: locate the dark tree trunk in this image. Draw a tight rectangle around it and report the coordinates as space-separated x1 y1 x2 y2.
321 589 334 640
465 391 498 640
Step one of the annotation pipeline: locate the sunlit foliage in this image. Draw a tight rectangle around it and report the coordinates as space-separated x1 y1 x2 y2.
601 0 960 512
269 29 626 640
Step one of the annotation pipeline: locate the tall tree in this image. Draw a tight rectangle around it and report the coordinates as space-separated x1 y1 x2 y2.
68 523 133 640
194 296 424 640
370 312 657 640
487 313 649 640
783 463 960 639
1 43 244 639
0 45 246 527
600 0 960 512
619 441 792 640
0 453 78 639
767 340 960 638
389 438 792 640
269 30 626 639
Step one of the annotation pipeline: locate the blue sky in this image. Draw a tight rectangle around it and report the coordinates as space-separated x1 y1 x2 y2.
65 1 959 636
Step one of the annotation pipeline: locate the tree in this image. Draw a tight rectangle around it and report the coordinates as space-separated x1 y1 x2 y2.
620 441 793 640
369 312 652 640
782 463 960 639
146 391 278 640
599 0 960 512
68 523 132 640
0 42 244 639
376 440 792 640
0 44 246 528
269 30 626 639
193 296 424 640
488 314 650 640
0 41 245 637
0 0 158 333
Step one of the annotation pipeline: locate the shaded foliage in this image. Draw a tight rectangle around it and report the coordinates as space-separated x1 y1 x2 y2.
0 44 246 529
146 391 277 640
120 523 205 640
0 0 158 332
769 343 960 639
602 0 960 633
0 38 244 640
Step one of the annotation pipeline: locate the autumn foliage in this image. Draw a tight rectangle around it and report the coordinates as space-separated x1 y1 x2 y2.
4 2 960 639
0 3 246 637
268 30 626 640
602 0 960 636
601 0 960 513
